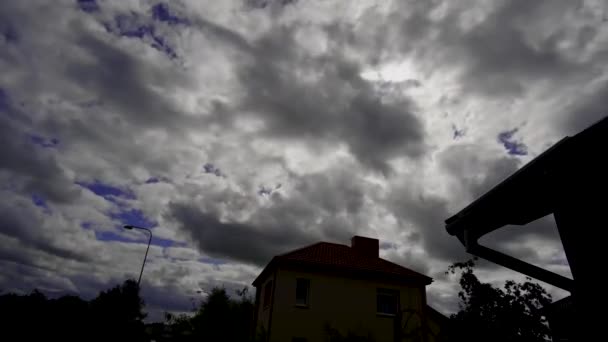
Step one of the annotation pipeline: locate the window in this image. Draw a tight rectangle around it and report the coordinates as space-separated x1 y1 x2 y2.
295 278 310 306
377 288 399 315
263 280 273 309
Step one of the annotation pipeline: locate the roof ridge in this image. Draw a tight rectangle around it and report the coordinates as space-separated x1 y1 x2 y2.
254 240 432 286
278 241 350 257
376 257 429 277
277 241 323 257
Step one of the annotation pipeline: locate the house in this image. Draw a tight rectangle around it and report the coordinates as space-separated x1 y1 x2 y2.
252 236 447 342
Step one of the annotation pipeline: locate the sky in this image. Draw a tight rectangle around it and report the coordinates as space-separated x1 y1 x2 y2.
1 0 606 321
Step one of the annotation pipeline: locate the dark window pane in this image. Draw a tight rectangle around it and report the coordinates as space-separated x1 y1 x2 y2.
377 288 399 315
296 278 310 306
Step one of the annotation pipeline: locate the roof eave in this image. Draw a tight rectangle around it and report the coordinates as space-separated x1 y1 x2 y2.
276 259 432 285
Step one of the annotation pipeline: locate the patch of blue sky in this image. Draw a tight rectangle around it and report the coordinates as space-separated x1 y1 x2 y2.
498 129 528 156
0 88 10 112
96 229 179 248
81 221 93 230
95 230 134 244
104 12 178 59
151 3 190 26
145 176 170 184
76 181 135 201
76 0 99 13
2 25 18 43
31 193 51 214
110 207 157 229
29 134 59 148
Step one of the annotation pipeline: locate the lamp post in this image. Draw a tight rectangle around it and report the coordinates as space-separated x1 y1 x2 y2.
123 225 152 288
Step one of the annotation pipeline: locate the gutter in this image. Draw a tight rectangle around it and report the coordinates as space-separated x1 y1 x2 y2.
462 231 574 292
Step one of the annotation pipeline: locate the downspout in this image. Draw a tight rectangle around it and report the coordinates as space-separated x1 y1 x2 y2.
266 269 278 342
463 231 574 292
252 285 261 340
420 286 429 342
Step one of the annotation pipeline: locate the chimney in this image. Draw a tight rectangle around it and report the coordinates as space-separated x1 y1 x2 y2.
351 236 379 258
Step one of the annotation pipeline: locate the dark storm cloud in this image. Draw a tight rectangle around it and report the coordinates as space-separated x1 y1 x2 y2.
239 27 425 173
65 34 184 129
0 199 89 264
0 240 54 274
0 211 90 267
0 105 81 204
389 190 469 263
196 21 426 173
1 1 198 142
251 169 372 243
438 144 521 199
169 202 312 265
0 258 69 294
169 166 376 265
382 245 431 276
0 1 199 182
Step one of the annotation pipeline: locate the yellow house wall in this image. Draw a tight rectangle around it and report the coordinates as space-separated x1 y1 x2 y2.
267 268 427 342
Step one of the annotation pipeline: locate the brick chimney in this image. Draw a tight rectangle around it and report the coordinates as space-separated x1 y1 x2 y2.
351 236 379 258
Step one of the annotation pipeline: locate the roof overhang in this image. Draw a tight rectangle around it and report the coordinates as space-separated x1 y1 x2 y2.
445 117 608 291
253 257 433 287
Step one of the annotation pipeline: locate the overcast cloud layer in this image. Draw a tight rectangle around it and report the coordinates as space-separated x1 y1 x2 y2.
1 0 606 319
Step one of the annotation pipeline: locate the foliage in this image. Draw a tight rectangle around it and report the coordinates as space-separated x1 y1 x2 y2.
0 279 146 341
0 281 257 342
90 279 147 341
447 258 552 342
162 286 255 342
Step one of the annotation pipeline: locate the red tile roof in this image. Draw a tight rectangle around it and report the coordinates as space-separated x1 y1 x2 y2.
253 242 432 286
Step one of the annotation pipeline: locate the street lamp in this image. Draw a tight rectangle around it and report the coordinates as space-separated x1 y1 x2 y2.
123 225 152 288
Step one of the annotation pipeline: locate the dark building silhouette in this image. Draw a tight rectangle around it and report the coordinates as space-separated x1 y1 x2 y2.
445 117 608 340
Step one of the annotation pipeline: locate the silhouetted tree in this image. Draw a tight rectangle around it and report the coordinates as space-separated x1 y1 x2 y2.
0 289 54 340
90 279 147 341
447 259 552 342
0 279 146 341
193 287 254 342
164 286 255 342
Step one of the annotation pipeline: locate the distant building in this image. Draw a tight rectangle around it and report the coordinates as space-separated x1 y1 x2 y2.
252 236 448 342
